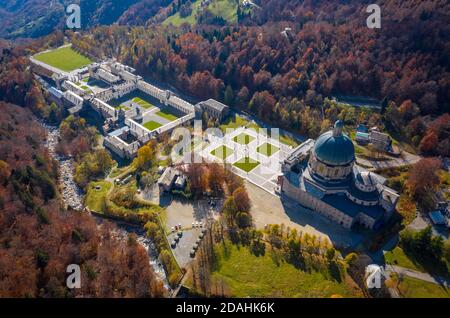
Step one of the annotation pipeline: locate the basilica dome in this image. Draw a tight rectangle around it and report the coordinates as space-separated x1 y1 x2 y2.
314 120 355 166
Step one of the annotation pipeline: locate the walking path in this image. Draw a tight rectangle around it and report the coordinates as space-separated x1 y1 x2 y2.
385 265 450 287
357 151 421 171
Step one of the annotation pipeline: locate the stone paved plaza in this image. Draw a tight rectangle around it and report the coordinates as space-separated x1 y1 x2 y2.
200 127 294 194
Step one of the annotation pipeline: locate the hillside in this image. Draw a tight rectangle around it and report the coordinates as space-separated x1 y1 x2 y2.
163 0 240 26
0 102 166 297
66 0 449 157
0 0 172 39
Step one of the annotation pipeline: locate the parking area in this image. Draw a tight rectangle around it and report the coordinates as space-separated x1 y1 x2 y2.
167 227 206 268
163 197 222 231
245 180 365 249
162 196 222 267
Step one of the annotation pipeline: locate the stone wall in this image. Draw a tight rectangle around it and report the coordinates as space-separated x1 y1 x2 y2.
282 178 354 229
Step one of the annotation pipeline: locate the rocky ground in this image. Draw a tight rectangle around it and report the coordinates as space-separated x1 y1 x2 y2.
39 119 84 210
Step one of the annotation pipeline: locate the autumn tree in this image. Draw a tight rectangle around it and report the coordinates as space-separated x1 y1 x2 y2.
406 158 441 208
134 142 156 170
185 163 207 197
232 186 251 213
419 130 439 155
207 163 225 196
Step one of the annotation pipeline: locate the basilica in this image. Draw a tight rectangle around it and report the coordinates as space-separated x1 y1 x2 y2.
280 120 399 230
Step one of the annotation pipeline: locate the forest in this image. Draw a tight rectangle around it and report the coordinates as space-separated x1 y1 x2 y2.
0 1 448 157
65 0 448 156
0 0 449 298
0 102 166 297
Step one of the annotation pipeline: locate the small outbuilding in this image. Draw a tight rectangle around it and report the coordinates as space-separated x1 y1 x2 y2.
196 99 229 122
430 210 446 225
157 167 179 192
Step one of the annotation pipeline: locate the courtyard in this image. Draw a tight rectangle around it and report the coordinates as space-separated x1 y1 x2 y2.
109 90 182 133
200 127 293 194
75 76 110 95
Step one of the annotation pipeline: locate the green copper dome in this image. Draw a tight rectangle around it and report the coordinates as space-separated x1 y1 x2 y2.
314 121 355 166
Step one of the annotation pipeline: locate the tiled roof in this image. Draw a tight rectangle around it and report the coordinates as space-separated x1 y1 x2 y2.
201 99 229 112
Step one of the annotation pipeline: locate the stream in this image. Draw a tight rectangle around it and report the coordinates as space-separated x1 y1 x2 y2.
36 117 170 291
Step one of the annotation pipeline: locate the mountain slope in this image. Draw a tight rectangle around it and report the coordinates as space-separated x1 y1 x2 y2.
0 0 172 39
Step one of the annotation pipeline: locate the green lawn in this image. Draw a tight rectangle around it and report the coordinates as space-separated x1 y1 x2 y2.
132 97 155 109
211 242 363 298
220 114 249 133
233 157 260 172
384 247 424 272
156 110 179 122
257 142 280 157
163 0 202 26
211 145 234 160
164 0 238 26
34 46 92 72
233 133 255 145
279 134 299 148
143 121 163 131
247 122 266 135
85 181 112 212
396 276 450 298
208 0 238 23
109 166 132 179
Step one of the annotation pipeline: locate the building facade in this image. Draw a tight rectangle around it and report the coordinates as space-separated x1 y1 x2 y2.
196 99 229 122
280 120 399 230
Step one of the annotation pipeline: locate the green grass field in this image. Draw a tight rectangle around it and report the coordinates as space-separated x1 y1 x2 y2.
156 110 179 122
143 121 163 131
163 0 238 27
257 142 280 157
384 247 424 272
85 181 112 212
208 0 238 23
233 133 255 145
34 46 92 72
163 0 201 26
279 134 299 148
396 276 450 298
233 157 260 172
132 97 155 109
220 114 249 133
211 242 363 298
211 145 234 160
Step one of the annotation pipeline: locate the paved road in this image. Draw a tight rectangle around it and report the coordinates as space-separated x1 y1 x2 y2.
357 151 421 171
386 265 450 287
